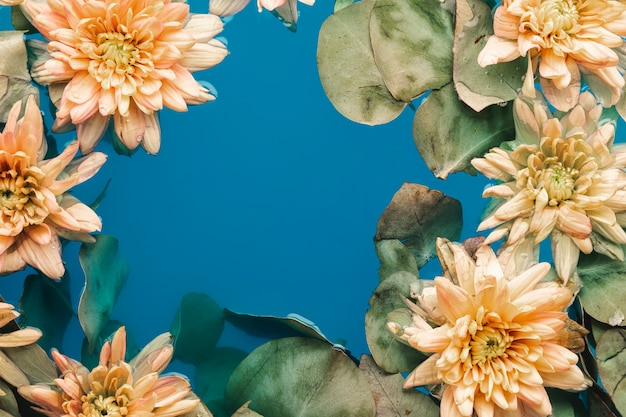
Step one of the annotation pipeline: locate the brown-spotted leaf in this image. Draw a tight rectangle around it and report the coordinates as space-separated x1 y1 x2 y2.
0 31 39 123
596 328 626 416
374 182 462 268
453 0 526 111
359 354 439 417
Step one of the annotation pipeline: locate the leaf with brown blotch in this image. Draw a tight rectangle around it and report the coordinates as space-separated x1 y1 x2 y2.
358 354 439 417
375 183 462 269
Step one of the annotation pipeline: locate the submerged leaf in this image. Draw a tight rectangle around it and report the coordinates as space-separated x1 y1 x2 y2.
195 347 248 417
18 274 73 353
370 0 453 102
170 292 224 365
374 182 462 268
225 337 375 417
453 0 526 111
359 354 439 417
375 239 419 281
270 0 298 32
596 328 626 416
0 349 29 387
78 235 129 352
413 83 514 178
577 250 626 326
365 271 427 374
223 310 333 345
2 342 56 385
317 0 405 125
0 31 39 123
0 380 19 416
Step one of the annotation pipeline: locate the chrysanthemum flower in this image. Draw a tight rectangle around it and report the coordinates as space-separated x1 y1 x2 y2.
18 327 199 417
477 0 626 111
22 0 228 155
0 95 106 279
387 239 588 417
472 91 626 282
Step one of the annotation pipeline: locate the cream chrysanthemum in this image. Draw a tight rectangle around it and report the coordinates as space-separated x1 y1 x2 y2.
18 327 198 417
0 95 106 279
477 0 626 111
472 91 626 282
22 0 228 154
387 239 588 417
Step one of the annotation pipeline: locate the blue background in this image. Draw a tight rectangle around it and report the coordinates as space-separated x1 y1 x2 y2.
0 1 488 365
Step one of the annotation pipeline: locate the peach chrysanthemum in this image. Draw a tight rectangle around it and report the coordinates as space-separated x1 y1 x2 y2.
472 91 626 282
22 0 228 155
18 327 199 417
477 0 626 111
387 239 588 417
0 95 106 279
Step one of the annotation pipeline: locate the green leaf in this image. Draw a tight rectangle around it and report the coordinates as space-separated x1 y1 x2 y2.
17 274 74 353
334 0 353 12
317 0 405 125
577 250 626 326
89 178 112 211
596 328 626 416
1 341 57 385
413 83 514 179
270 0 298 32
78 235 129 353
589 385 621 417
195 347 249 417
11 6 37 32
225 337 375 417
546 388 584 417
170 292 224 365
375 239 419 282
223 310 334 345
0 31 39 123
365 271 427 374
452 0 526 112
359 354 439 417
374 182 462 269
0 380 19 416
370 0 453 103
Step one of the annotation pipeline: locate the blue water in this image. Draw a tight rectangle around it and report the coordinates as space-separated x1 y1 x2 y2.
0 1 488 366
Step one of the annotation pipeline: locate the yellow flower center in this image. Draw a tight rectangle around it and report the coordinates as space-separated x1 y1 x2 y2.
0 168 47 231
80 23 156 93
522 135 597 206
81 393 126 417
520 0 581 47
97 33 141 74
470 327 513 365
541 161 577 205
